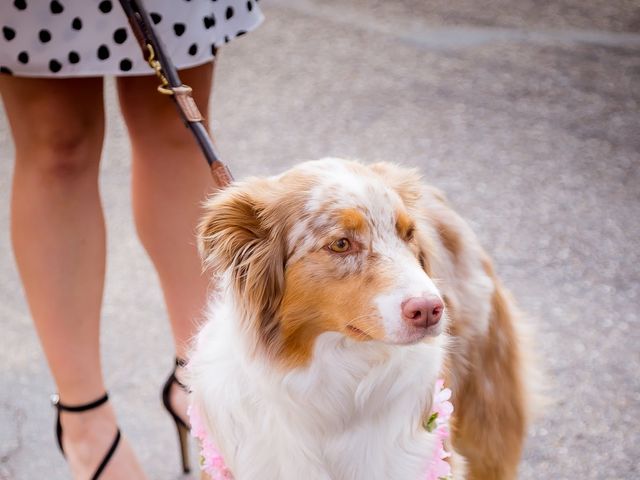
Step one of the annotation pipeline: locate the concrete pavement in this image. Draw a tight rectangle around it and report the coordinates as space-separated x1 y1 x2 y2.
1 0 639 478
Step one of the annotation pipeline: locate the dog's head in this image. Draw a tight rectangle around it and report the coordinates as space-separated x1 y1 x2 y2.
199 158 446 367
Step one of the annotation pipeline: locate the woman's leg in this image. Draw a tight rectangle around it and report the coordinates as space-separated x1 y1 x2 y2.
116 63 215 405
0 76 145 479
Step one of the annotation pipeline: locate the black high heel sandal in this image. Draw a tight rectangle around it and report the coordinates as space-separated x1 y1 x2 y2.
51 392 121 480
162 357 191 474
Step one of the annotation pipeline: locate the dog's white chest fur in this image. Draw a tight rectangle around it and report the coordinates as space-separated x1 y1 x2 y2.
189 295 446 480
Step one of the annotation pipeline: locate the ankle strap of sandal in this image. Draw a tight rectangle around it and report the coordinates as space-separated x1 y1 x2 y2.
172 358 189 391
51 392 109 412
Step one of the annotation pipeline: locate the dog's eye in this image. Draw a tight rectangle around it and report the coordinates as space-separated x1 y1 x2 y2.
405 226 415 242
328 238 351 253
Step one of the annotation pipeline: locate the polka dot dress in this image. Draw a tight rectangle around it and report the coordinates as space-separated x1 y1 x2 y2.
0 0 263 77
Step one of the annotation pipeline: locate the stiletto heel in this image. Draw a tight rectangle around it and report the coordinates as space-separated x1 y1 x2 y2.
177 422 191 474
162 357 191 474
51 392 121 480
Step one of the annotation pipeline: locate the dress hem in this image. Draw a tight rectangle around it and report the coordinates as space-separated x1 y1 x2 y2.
2 54 218 79
0 9 264 79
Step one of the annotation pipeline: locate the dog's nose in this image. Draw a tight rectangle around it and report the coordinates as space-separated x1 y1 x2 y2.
401 296 444 329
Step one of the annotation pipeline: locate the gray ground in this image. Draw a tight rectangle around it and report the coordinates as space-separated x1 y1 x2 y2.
1 0 639 479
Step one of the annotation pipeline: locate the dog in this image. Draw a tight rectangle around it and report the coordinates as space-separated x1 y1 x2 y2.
188 158 538 479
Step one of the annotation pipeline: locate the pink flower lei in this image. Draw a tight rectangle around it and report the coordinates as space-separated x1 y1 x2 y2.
423 379 454 480
188 379 454 480
188 404 234 480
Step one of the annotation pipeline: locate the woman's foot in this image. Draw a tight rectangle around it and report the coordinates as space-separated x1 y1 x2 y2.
167 363 190 427
58 400 147 480
162 361 193 473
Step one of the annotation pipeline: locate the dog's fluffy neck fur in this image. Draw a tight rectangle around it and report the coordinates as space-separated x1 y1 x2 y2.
190 280 447 480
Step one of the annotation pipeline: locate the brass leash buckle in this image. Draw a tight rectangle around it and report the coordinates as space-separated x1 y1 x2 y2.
144 43 202 122
145 44 172 95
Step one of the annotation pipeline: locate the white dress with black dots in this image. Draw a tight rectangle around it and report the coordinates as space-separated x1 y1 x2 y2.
0 0 263 77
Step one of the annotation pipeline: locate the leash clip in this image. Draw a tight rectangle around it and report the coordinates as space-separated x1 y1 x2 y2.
144 43 202 121
145 44 172 95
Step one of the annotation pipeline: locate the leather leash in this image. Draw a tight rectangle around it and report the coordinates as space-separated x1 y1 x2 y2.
117 0 233 189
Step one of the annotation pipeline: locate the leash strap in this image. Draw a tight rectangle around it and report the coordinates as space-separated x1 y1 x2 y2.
117 0 233 189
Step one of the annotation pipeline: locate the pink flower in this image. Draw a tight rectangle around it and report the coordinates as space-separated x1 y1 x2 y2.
433 380 454 418
188 405 207 440
188 405 234 479
425 379 454 480
429 449 452 479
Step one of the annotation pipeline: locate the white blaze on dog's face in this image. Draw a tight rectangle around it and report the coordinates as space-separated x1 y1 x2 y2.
199 158 446 368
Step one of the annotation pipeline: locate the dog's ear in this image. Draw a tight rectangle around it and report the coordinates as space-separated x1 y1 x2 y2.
368 162 423 209
369 162 438 275
198 180 287 348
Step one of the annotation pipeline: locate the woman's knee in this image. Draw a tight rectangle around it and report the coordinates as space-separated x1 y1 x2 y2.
1 77 104 180
23 117 104 179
